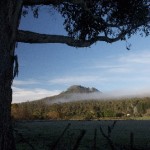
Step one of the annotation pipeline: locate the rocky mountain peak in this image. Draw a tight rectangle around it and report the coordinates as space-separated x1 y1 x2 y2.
62 85 100 94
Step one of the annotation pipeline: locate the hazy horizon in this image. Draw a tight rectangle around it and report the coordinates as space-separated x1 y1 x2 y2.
13 85 150 103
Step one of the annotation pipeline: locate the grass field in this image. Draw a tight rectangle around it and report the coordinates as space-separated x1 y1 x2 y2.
14 120 150 150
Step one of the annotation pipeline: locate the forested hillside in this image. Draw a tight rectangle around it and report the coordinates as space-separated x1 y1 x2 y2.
12 97 150 120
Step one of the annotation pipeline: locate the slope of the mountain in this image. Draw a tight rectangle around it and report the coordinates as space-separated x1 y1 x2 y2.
39 85 101 104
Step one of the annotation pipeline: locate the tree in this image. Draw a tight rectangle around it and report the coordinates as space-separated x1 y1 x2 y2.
0 0 149 149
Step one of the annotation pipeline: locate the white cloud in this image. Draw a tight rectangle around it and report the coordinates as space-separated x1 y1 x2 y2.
49 76 107 85
90 50 150 74
104 87 150 98
119 50 150 64
108 67 132 73
91 65 123 69
90 64 133 74
13 79 39 86
12 87 61 103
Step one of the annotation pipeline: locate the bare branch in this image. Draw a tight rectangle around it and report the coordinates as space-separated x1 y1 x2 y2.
17 30 93 47
97 31 127 43
17 30 126 47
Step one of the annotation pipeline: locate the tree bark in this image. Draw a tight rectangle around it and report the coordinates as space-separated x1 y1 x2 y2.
0 0 23 150
17 30 127 47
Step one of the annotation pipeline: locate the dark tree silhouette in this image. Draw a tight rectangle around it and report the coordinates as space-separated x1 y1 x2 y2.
0 0 149 149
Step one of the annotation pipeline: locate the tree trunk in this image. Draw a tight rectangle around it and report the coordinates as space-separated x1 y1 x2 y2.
0 1 23 150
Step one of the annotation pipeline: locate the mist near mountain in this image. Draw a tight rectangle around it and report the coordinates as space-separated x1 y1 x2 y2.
40 85 101 104
39 85 150 104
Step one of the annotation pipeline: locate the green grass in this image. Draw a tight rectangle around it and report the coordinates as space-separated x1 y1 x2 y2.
14 120 150 150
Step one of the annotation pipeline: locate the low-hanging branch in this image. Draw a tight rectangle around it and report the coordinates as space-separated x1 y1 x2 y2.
17 30 126 47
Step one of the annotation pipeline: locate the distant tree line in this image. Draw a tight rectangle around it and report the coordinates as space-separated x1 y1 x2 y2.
11 97 150 120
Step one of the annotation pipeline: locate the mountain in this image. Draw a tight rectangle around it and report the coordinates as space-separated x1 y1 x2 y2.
38 85 101 104
61 85 100 94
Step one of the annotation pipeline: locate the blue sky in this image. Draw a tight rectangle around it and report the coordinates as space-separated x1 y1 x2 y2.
13 7 150 103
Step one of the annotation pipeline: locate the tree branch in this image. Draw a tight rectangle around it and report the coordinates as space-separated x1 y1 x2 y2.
17 30 94 47
17 30 126 47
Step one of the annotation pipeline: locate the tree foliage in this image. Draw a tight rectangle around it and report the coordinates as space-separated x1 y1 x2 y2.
20 0 150 47
57 0 150 41
11 97 150 120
